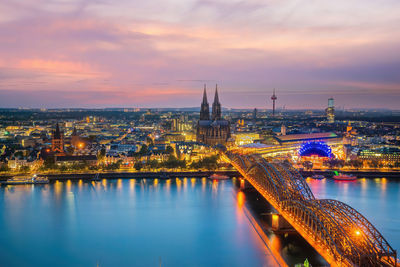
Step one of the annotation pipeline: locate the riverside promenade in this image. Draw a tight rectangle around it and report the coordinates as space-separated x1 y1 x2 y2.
1 169 399 183
41 170 240 181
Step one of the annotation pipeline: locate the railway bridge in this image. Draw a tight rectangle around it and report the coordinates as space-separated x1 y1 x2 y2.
224 152 397 267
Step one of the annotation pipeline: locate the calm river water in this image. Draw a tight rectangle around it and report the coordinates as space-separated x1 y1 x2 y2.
0 177 399 267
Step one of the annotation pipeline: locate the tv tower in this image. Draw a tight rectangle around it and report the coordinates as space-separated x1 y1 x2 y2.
271 89 277 116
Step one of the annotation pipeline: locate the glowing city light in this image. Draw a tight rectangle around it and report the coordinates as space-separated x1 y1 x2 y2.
299 141 332 158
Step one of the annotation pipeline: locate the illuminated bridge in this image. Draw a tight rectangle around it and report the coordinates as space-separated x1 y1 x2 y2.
224 152 397 267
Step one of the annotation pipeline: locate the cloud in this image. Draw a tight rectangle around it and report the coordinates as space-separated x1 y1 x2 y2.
0 0 399 108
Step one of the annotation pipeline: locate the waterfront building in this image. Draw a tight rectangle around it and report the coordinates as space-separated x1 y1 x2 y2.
233 132 344 164
55 155 98 166
196 85 231 146
358 147 400 163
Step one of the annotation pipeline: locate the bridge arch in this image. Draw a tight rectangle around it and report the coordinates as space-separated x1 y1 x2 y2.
316 199 397 266
247 163 283 202
225 152 397 266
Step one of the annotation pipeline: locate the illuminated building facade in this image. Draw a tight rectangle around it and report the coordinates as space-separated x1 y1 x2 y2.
233 132 344 165
359 147 400 163
196 85 231 146
70 127 87 150
234 132 261 146
299 141 333 158
171 118 192 132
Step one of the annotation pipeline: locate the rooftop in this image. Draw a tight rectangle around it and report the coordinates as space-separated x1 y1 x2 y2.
274 132 338 143
55 155 97 162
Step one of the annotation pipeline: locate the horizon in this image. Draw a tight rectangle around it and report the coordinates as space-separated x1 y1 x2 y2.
1 106 399 112
0 1 400 109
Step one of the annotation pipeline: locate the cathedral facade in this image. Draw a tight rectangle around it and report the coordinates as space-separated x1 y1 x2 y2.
196 85 231 146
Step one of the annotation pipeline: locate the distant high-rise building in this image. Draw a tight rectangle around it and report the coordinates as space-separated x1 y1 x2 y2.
52 123 64 154
253 108 257 122
271 89 277 116
326 98 335 123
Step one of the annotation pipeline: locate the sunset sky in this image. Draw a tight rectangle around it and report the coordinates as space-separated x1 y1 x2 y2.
0 0 399 109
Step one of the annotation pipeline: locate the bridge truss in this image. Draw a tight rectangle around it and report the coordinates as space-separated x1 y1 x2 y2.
225 152 397 267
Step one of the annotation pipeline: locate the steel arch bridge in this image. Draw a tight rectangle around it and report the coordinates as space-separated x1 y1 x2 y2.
224 152 397 267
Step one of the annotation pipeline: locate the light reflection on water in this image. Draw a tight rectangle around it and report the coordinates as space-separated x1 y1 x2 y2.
306 177 400 251
0 179 272 267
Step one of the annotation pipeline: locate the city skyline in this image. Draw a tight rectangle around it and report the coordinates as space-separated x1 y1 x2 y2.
0 0 400 109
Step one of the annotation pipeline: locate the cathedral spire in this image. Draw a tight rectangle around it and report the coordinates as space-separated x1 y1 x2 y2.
212 84 222 121
202 84 208 104
200 85 210 120
214 84 219 104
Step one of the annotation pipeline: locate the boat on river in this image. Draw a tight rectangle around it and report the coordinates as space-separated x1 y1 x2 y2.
208 173 230 180
333 173 357 181
0 174 49 185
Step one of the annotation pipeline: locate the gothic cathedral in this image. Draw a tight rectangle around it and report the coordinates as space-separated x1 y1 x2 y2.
196 85 231 146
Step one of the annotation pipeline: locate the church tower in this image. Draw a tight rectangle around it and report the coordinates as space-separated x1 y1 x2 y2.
200 84 210 120
212 84 221 121
52 123 64 154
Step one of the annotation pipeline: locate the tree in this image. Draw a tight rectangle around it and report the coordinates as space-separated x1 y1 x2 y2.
161 155 186 169
394 161 400 168
19 165 30 173
348 159 363 169
369 159 379 169
190 155 219 170
146 137 154 146
134 161 143 171
0 164 10 172
43 156 56 169
302 161 313 170
139 144 148 155
59 165 68 172
146 159 159 170
98 148 106 161
165 145 174 155
325 158 344 169
14 151 24 159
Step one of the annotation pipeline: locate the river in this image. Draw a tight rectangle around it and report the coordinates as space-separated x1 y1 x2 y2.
0 177 398 266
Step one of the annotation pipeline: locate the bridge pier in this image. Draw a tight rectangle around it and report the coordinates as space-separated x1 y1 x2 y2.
271 213 295 233
239 178 254 190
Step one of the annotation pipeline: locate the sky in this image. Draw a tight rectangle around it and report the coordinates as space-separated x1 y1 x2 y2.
0 0 399 109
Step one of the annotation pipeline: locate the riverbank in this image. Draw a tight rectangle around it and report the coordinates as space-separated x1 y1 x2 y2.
302 169 400 179
2 168 400 183
0 170 239 182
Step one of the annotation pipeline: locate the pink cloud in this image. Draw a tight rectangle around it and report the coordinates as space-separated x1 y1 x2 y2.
0 1 399 108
